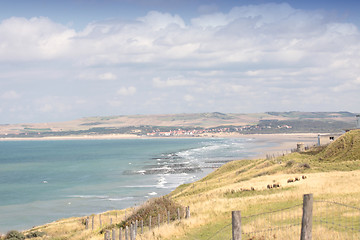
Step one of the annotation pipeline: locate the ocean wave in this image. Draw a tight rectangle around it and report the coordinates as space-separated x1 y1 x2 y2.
67 195 109 199
107 197 134 201
67 195 134 202
122 185 157 188
156 176 167 188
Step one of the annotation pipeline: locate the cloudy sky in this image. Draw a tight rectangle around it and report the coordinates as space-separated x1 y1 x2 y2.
1 0 359 124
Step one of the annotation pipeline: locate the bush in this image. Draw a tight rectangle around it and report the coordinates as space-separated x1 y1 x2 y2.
285 160 295 167
5 230 25 240
26 231 46 238
299 163 311 169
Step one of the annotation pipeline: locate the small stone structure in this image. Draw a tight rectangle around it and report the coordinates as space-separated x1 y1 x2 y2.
297 143 305 152
317 133 342 146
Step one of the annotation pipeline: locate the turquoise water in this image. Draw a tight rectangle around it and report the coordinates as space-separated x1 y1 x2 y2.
0 137 271 233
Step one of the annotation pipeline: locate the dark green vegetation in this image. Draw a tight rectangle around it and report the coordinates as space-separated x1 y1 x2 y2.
3 230 24 240
99 197 183 234
1 230 45 240
120 197 183 227
266 111 356 118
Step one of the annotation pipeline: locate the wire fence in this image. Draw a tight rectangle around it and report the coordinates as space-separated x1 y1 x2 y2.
312 200 360 240
241 204 303 239
204 195 360 240
81 194 360 239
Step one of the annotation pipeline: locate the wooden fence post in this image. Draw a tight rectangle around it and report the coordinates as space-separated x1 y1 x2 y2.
105 230 110 240
112 229 116 240
149 216 152 231
85 217 89 230
301 193 313 240
135 219 138 236
129 224 133 240
119 227 122 240
125 226 128 240
132 223 136 240
185 206 190 219
141 219 143 234
158 214 160 228
92 215 94 230
177 208 180 221
100 214 102 227
232 211 241 240
167 211 170 224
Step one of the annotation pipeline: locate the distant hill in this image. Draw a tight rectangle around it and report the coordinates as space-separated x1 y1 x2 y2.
266 111 356 119
0 112 358 138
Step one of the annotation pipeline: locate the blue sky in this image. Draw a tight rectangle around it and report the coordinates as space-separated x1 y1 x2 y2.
0 0 360 123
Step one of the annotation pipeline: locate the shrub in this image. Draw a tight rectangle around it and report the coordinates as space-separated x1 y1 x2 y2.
5 230 25 240
299 163 311 169
25 231 46 238
121 197 183 228
285 160 295 167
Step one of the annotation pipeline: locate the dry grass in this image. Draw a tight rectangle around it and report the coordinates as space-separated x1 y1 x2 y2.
15 169 360 240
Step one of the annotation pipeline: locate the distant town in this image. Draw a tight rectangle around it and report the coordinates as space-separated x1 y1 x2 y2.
0 117 356 138
146 123 293 137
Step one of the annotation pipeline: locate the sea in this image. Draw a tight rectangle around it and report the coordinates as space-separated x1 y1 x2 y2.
0 137 275 233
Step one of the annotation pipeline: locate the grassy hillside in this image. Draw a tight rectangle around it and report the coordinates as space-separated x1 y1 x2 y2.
3 130 360 240
318 129 360 161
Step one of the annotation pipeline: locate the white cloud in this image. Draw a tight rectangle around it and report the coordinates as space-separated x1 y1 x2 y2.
117 86 137 96
98 72 117 81
0 17 75 61
39 103 53 113
107 99 123 107
2 90 21 99
35 96 75 113
1 3 360 122
184 94 194 102
331 77 360 92
76 71 117 81
153 77 195 88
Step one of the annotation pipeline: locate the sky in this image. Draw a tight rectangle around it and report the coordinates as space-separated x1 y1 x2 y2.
0 0 360 124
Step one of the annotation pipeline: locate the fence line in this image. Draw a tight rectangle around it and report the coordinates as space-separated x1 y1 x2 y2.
229 194 360 240
205 194 360 240
82 206 190 240
241 201 303 240
312 200 360 240
82 194 360 239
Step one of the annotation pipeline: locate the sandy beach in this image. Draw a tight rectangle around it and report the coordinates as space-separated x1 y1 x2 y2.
240 133 318 158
